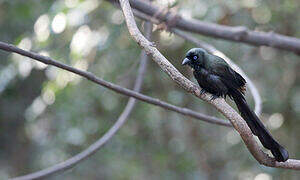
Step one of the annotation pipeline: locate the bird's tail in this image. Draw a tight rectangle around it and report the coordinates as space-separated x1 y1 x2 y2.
231 90 289 162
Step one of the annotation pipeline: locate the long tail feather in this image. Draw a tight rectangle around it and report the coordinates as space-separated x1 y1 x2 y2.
231 91 289 162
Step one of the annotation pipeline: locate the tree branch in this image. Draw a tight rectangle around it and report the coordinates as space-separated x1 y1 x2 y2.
106 0 300 54
10 21 152 180
0 42 231 127
129 9 262 116
118 0 300 170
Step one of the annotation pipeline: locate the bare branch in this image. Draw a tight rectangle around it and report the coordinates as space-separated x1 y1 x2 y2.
118 0 300 170
106 0 300 54
0 42 231 128
10 21 152 180
12 93 133 180
129 9 262 116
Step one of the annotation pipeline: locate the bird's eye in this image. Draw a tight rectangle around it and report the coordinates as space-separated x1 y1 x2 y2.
193 55 198 60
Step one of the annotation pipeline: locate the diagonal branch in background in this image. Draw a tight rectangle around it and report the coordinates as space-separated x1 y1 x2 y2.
0 42 230 127
106 0 300 54
11 21 153 180
0 38 234 178
118 0 300 170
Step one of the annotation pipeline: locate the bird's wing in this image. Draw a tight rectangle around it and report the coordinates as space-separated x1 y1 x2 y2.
209 64 246 93
206 74 228 96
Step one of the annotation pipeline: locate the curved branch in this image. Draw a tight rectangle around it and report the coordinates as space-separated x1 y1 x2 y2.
10 22 152 180
129 9 262 116
12 93 133 180
118 0 300 170
105 0 300 54
171 29 262 116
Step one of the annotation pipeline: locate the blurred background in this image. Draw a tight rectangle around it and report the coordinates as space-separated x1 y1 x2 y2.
0 0 299 179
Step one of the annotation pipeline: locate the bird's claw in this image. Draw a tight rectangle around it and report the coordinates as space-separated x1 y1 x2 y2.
210 95 219 101
149 41 156 47
200 89 206 96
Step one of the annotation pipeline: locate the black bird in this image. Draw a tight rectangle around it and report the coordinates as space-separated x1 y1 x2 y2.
182 48 289 162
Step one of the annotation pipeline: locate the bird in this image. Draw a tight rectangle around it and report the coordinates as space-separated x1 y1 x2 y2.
182 48 289 162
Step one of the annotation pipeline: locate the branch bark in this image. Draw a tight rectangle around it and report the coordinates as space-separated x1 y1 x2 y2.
0 41 233 177
0 42 230 127
10 21 152 180
118 0 300 170
130 9 262 116
106 0 300 54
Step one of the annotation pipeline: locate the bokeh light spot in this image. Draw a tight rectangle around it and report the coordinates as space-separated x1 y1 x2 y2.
52 13 67 34
65 0 79 8
252 6 271 24
111 10 124 25
268 113 284 130
65 128 86 145
34 14 50 42
254 173 272 180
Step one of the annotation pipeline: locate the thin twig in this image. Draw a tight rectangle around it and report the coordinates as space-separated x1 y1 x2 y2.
118 0 300 170
105 0 300 54
0 42 230 126
10 21 152 180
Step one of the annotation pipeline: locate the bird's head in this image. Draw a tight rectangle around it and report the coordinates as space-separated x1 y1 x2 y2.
182 48 207 68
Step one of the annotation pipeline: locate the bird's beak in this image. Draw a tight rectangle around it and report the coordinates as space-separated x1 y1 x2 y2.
182 58 190 66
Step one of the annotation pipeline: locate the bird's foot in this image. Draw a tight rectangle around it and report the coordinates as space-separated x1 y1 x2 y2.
200 89 207 96
210 94 219 101
149 41 156 47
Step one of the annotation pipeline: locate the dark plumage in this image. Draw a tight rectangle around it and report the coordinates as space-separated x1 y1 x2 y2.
182 48 289 162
